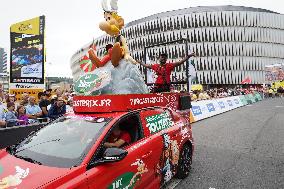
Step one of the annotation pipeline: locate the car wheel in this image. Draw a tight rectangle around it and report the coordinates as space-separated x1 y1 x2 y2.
175 144 192 179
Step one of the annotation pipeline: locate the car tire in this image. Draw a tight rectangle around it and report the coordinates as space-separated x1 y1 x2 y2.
175 143 192 179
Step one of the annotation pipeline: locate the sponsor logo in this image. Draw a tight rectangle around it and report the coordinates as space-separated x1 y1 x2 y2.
73 99 112 107
74 70 111 95
21 63 42 78
18 23 32 31
218 101 225 109
0 166 29 188
13 78 41 83
145 112 174 134
22 67 39 74
108 172 135 189
15 84 33 89
129 96 163 106
234 99 239 104
206 103 215 112
192 106 202 116
40 17 44 35
227 100 233 106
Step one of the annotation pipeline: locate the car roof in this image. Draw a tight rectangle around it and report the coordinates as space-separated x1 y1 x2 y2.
67 111 128 119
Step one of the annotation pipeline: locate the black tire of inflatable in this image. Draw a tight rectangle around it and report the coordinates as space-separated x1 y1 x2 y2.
175 144 192 179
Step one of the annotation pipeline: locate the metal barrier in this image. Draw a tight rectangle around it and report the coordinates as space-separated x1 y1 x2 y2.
0 124 45 149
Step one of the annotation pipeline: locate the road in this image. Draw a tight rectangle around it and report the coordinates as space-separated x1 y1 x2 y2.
175 98 284 189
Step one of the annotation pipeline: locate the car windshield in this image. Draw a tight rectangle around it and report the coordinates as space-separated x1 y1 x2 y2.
8 116 110 168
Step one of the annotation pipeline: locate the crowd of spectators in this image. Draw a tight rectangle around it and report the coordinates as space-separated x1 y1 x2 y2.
189 86 264 102
0 84 280 128
0 88 74 128
265 86 284 98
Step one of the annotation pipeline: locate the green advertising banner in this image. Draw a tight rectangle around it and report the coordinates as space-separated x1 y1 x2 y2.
254 93 262 101
247 94 256 103
108 172 135 189
145 112 174 134
239 95 248 106
244 95 252 104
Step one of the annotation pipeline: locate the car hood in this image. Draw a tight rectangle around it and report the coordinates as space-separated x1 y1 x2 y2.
0 150 75 188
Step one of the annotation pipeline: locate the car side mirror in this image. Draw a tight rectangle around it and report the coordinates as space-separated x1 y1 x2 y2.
102 147 128 163
87 147 128 169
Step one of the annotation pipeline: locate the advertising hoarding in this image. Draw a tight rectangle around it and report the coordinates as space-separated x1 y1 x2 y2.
10 16 45 91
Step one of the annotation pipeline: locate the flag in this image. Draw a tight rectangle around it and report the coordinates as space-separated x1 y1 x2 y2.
146 53 157 84
241 77 252 84
80 55 96 73
188 59 197 82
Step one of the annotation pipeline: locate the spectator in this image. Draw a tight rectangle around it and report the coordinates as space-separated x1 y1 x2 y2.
0 83 3 100
6 102 18 127
66 98 74 113
17 105 29 125
44 89 52 99
20 93 29 106
54 88 63 97
189 91 197 102
25 96 43 123
48 97 66 119
5 94 19 109
197 91 204 101
38 92 50 118
0 97 7 127
47 95 58 111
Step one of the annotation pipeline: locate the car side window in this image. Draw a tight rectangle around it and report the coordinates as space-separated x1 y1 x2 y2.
91 113 144 163
105 114 143 148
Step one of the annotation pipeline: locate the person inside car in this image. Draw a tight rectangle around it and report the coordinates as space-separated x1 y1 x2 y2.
104 126 131 148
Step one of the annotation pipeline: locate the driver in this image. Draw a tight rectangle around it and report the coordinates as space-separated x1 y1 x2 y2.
104 127 131 148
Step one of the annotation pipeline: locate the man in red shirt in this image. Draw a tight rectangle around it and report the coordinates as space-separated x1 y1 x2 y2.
104 127 131 148
138 52 196 92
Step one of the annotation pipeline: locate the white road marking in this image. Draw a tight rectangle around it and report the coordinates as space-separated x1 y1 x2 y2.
246 105 253 107
275 106 284 108
165 178 182 189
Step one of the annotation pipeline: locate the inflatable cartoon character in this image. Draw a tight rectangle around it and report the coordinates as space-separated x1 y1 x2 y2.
0 166 29 189
88 0 137 68
170 140 180 173
128 159 148 188
156 134 173 183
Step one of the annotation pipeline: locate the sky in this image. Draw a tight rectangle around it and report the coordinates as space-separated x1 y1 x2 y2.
0 0 284 77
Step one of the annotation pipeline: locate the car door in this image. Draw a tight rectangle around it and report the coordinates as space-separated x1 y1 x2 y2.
139 108 180 186
85 113 155 189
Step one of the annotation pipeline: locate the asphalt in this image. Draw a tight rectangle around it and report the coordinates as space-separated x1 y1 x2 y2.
175 98 284 189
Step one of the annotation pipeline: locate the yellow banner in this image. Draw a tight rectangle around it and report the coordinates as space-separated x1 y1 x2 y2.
10 17 40 35
271 81 284 89
191 84 203 91
9 89 44 102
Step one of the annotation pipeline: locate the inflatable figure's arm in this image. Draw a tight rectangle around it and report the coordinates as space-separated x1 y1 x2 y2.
120 35 129 55
88 48 111 68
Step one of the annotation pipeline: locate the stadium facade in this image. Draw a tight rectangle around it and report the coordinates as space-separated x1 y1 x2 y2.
71 5 284 90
